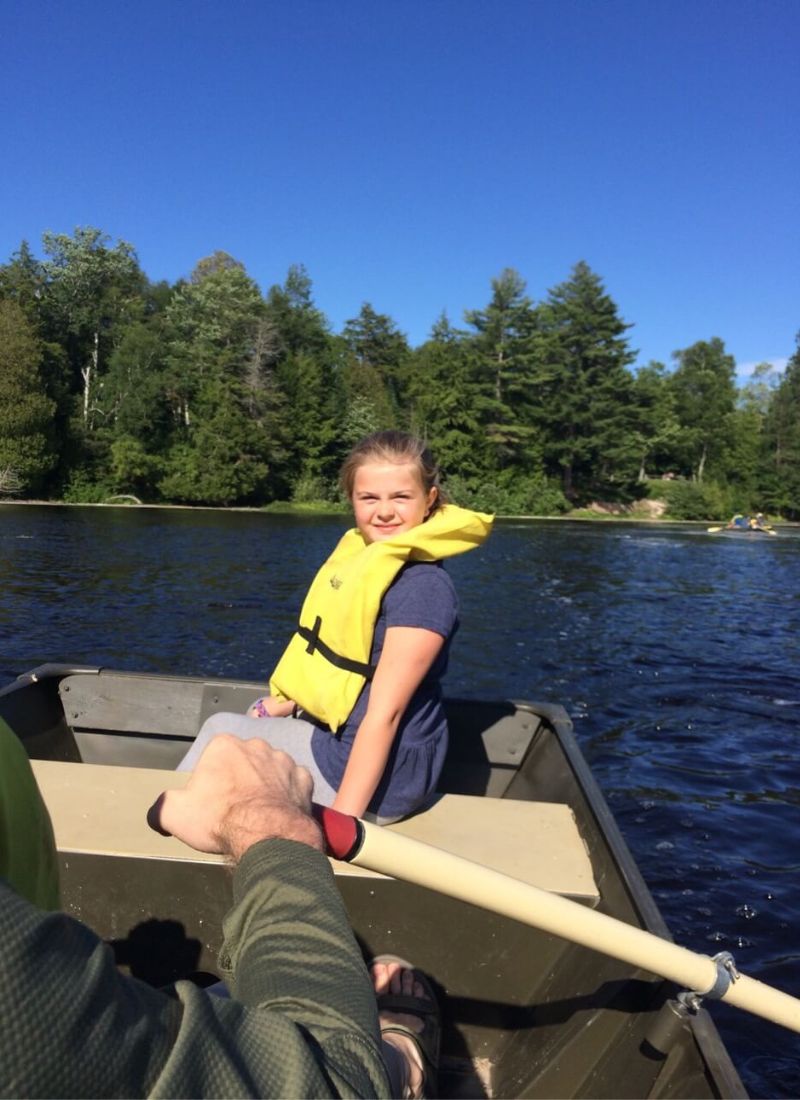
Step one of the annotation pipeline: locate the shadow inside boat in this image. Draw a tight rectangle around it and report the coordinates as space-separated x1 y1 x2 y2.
110 918 203 987
447 976 669 1032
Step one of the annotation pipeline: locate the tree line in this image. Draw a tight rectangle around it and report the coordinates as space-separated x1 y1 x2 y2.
1 227 798 519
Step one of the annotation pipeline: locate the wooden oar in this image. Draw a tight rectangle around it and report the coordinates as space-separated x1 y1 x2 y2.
314 806 800 1034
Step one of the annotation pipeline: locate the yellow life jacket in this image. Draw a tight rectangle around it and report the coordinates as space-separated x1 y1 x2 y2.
269 504 493 731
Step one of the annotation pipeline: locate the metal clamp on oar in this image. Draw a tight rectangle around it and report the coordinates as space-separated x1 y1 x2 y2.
679 951 740 1012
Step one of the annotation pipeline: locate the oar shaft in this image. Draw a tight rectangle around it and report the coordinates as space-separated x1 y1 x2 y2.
355 821 717 993
314 807 800 1034
724 974 800 1032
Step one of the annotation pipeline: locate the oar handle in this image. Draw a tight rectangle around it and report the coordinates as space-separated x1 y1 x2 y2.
312 804 364 861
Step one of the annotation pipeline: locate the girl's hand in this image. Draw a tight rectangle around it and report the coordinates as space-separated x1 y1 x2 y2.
246 695 297 719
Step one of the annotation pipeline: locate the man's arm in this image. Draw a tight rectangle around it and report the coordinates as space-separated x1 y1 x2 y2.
0 737 390 1099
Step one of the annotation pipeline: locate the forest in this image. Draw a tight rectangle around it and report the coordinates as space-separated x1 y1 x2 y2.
0 227 798 519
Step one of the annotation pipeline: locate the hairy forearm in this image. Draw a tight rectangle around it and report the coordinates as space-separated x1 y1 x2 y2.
220 800 323 862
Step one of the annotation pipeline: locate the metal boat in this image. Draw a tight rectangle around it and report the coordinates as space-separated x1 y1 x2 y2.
1 663 745 1098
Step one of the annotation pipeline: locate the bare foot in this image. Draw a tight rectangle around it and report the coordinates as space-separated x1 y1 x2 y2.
372 959 431 1099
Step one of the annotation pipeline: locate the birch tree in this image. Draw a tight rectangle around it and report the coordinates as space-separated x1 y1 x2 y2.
669 338 737 482
41 228 143 427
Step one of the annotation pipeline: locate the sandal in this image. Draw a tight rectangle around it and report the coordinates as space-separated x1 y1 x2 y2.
372 954 441 1098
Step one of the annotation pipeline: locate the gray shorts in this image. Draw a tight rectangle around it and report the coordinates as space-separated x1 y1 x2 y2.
176 711 338 805
176 712 401 824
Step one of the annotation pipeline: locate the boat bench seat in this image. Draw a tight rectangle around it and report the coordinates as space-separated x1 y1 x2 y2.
30 760 599 902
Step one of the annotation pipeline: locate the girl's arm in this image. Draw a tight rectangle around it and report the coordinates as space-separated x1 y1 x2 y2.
332 626 445 818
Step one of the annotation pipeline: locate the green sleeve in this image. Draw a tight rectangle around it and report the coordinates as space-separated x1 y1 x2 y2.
214 838 391 1097
0 840 390 1098
0 718 60 910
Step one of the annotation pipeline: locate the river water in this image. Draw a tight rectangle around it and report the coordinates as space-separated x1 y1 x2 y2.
1 504 799 1097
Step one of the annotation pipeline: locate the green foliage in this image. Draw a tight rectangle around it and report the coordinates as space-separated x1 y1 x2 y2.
407 324 491 479
631 361 681 481
291 473 337 504
668 338 737 482
340 358 396 433
110 437 163 498
264 264 330 360
158 393 270 507
463 268 539 467
657 479 729 520
41 227 144 424
340 394 385 447
1 230 797 518
263 498 347 515
445 469 569 516
61 466 114 503
760 337 800 518
342 302 410 418
0 241 46 321
102 321 172 448
163 257 265 422
531 262 637 498
277 352 342 488
738 361 781 415
0 301 56 493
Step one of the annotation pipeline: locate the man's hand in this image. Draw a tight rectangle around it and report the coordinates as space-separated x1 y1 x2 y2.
147 736 323 861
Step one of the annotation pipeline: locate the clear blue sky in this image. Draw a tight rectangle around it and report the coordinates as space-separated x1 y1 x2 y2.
2 0 798 378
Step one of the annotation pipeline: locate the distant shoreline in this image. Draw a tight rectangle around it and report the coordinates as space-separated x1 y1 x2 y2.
3 498 795 527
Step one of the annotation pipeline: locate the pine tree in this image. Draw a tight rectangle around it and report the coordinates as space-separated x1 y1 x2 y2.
342 303 410 420
533 262 636 498
0 241 46 320
0 301 56 493
264 265 330 360
407 314 488 479
463 269 539 468
761 337 800 517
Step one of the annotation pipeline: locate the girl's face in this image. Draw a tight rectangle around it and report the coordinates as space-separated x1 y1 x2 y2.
351 461 437 544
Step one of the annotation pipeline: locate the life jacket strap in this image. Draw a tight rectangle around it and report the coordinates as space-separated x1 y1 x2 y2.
297 617 376 680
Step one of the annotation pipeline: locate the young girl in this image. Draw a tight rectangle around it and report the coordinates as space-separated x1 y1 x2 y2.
178 431 492 822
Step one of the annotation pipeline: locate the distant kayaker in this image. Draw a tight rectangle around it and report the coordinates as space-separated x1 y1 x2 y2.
178 431 493 824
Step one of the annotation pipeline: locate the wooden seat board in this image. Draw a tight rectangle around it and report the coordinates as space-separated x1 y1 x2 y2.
31 760 598 898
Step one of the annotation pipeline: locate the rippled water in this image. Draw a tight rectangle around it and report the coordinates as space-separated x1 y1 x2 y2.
2 505 799 1097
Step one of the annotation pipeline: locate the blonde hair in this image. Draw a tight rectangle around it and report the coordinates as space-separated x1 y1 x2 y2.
340 431 446 515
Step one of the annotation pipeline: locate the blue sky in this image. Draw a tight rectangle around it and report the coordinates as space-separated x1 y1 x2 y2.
2 0 798 380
